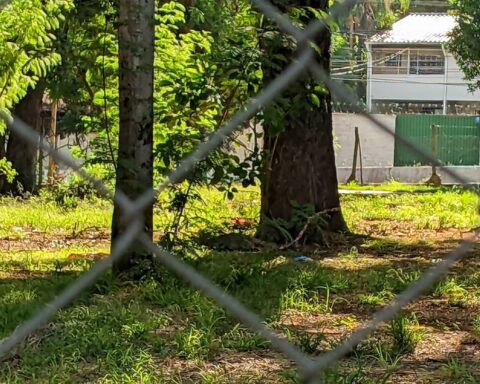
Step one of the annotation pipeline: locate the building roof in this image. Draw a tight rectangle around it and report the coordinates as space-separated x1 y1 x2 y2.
368 13 456 45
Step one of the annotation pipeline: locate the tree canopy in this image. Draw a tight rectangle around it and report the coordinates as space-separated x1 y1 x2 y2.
449 0 480 91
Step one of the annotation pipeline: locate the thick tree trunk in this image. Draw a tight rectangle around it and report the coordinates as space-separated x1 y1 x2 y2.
111 0 155 273
259 0 347 241
1 83 45 195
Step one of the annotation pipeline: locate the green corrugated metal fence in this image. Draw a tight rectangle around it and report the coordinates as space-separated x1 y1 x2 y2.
394 115 480 166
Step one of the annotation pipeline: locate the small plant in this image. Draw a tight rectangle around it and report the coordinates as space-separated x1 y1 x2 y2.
389 314 423 355
198 370 227 384
285 328 325 354
333 315 358 329
386 268 422 292
280 285 336 314
175 325 221 360
473 314 480 335
258 202 329 244
223 324 270 351
373 341 403 370
320 365 382 384
358 291 393 306
441 358 478 383
434 277 470 305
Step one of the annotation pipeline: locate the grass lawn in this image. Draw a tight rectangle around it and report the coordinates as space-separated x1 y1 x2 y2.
0 184 479 383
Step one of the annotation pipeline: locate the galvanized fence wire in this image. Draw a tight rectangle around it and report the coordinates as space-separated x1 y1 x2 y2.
0 0 479 382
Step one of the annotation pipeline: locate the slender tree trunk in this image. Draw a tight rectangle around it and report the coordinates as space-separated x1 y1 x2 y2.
47 100 58 185
1 83 45 195
111 0 155 273
259 0 347 241
37 116 45 189
0 133 6 192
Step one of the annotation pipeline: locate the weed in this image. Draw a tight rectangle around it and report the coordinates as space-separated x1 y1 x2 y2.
284 328 326 354
223 324 270 351
198 370 226 384
358 290 394 306
280 284 336 313
321 364 389 384
473 314 480 335
434 277 471 306
441 358 479 383
373 341 403 370
333 315 358 329
389 314 423 354
386 268 422 292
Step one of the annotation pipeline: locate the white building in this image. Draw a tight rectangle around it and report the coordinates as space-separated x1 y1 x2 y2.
366 13 480 115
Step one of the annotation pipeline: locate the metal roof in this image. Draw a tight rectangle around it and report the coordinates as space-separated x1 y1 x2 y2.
368 13 456 45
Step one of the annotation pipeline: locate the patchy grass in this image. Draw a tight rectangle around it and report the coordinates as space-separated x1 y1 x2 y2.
0 183 479 383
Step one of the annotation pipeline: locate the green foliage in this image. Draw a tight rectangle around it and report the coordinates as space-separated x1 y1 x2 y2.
0 0 72 129
0 0 72 183
153 1 262 190
48 1 263 233
448 0 480 91
45 164 112 208
473 314 480 335
284 328 325 354
372 341 403 371
48 0 119 172
259 202 329 244
434 277 472 306
0 157 15 183
389 313 423 355
441 358 479 383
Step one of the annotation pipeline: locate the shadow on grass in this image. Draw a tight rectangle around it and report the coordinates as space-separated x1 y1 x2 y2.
1 233 478 382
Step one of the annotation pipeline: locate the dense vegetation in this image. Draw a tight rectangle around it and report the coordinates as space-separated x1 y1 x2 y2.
449 0 480 92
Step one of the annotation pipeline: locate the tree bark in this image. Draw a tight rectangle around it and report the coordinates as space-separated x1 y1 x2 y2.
1 83 45 195
111 0 155 273
259 0 347 241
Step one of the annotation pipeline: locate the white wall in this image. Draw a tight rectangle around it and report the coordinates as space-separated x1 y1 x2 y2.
370 74 445 101
370 52 480 103
231 114 396 170
333 113 396 168
444 55 480 101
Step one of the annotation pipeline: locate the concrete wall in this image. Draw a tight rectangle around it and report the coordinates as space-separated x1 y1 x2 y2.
333 113 396 168
332 113 480 184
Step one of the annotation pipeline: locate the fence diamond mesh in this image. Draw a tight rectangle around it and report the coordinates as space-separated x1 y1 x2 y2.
0 1 478 383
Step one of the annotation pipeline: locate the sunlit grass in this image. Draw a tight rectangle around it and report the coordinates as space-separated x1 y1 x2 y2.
1 184 477 239
1 183 479 382
0 197 112 238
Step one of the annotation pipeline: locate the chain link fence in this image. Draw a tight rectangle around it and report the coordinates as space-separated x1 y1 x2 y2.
0 0 478 382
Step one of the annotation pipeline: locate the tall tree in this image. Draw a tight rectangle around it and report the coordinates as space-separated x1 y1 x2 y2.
111 0 155 273
1 83 45 194
259 1 347 243
449 0 480 91
0 0 72 191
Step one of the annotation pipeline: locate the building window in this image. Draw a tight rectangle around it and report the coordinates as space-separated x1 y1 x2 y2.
385 54 402 67
372 49 408 75
409 50 445 75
